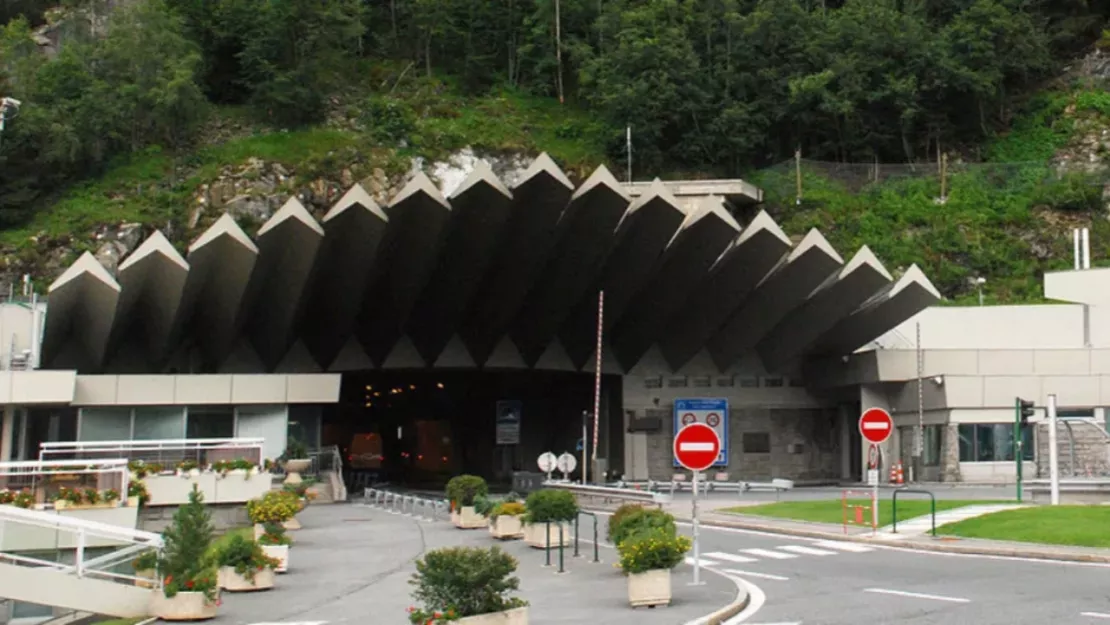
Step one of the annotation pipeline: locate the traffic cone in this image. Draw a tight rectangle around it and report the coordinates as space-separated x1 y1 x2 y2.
889 461 905 485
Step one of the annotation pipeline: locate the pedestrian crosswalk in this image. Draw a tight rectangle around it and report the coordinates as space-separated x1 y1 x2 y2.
686 540 873 569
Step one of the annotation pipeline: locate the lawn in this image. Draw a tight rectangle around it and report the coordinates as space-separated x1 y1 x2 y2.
208 525 253 555
935 505 1110 548
720 499 1004 527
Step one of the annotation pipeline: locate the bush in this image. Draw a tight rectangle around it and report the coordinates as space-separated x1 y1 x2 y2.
246 490 300 525
258 522 292 546
158 486 218 601
609 508 677 547
473 494 495 517
446 475 489 508
616 527 691 575
490 501 525 521
408 546 527 622
216 534 281 583
608 503 646 543
523 489 578 524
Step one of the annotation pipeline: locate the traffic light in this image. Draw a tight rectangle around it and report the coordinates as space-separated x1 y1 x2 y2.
1017 398 1035 427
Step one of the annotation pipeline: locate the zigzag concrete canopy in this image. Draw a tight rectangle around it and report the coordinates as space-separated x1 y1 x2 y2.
38 154 938 376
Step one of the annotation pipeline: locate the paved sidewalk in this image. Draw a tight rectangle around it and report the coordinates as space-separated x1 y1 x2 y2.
213 503 743 625
873 503 1027 540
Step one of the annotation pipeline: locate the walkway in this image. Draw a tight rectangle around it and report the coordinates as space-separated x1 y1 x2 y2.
213 503 741 625
873 504 1026 540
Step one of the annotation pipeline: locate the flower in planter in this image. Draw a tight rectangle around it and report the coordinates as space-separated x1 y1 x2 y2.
608 506 676 547
257 523 292 547
129 480 150 507
133 550 159 573
616 526 691 575
83 488 100 505
489 501 525 522
246 491 300 526
408 546 527 623
215 534 281 583
129 460 151 479
103 489 121 504
12 490 34 508
176 460 200 475
0 489 14 505
522 489 578 525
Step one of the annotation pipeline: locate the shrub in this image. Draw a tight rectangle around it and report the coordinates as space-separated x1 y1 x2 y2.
258 522 292 546
407 546 527 622
616 527 691 575
216 534 281 583
490 501 525 521
129 480 150 506
284 438 309 460
473 494 495 517
608 503 646 543
133 550 158 572
159 486 218 601
523 489 578 524
446 475 489 508
609 508 677 547
246 490 300 525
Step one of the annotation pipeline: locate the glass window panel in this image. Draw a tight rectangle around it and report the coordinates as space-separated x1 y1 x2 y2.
133 406 185 441
924 425 941 467
957 424 975 462
991 423 1016 462
78 408 131 442
287 405 321 450
186 406 234 439
973 425 995 461
1022 424 1035 461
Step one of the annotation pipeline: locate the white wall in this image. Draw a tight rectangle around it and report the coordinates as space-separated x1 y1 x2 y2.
884 305 1088 350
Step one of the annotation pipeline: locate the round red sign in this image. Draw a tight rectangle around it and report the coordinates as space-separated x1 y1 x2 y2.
859 408 893 445
681 413 697 426
673 423 722 472
706 413 721 427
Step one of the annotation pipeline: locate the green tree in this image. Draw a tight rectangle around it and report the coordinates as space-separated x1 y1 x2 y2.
158 486 215 583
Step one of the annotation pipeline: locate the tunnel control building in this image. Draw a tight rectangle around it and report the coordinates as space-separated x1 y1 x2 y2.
0 154 942 484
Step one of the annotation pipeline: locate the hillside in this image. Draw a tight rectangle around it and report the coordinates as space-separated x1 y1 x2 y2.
1 0 1109 303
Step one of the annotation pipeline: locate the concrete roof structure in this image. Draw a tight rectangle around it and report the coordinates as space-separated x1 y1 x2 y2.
38 154 940 375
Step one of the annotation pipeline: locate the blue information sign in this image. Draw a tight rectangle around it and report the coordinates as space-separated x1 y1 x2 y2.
673 398 728 468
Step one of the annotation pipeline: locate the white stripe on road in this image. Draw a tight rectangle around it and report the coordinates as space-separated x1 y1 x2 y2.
723 568 790 581
740 548 798 560
812 540 874 553
679 442 716 452
704 551 759 564
685 556 719 567
1081 613 1110 619
777 545 837 556
863 588 970 603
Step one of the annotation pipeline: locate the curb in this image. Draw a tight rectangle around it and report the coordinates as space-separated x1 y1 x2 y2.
696 584 750 625
698 516 1110 564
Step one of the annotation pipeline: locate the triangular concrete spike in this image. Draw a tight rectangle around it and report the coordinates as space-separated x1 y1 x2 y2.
189 213 259 255
534 340 576 371
325 183 388 223
119 230 189 273
628 177 683 214
450 160 513 200
627 344 672 376
891 264 942 299
571 164 630 202
840 245 893 281
381 335 427 369
517 152 574 190
433 335 477 368
681 195 741 232
675 348 718 376
49 252 121 293
392 170 450 209
788 228 844 264
259 197 324 237
737 210 791 246
484 336 526 369
328 337 375 371
582 344 623 375
273 339 323 373
217 338 266 373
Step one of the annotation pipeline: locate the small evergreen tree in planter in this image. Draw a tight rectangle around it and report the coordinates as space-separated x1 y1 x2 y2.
407 546 528 625
617 524 691 608
521 489 578 548
257 523 293 573
445 475 489 529
488 501 526 540
215 534 281 592
150 486 220 621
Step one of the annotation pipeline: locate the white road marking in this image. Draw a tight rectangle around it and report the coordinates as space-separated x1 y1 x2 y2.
777 545 836 556
705 551 759 563
685 556 719 567
723 568 790 581
812 540 874 553
740 548 798 560
722 575 767 624
1081 613 1110 619
863 588 970 603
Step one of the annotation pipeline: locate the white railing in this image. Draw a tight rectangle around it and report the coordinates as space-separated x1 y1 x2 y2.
0 504 162 587
39 438 266 468
0 460 130 505
541 481 671 505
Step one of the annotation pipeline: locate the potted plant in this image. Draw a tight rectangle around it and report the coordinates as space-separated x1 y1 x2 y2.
176 460 201 477
488 501 526 540
215 533 280 592
103 488 121 507
12 489 33 508
608 507 677 548
407 546 528 624
282 438 311 485
446 475 489 529
129 480 150 508
617 525 691 608
521 489 577 549
0 489 13 505
52 486 84 510
247 491 300 538
133 551 159 589
149 486 220 621
257 523 292 573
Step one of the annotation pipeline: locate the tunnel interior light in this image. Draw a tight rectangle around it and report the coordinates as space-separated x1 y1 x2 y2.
436 382 444 389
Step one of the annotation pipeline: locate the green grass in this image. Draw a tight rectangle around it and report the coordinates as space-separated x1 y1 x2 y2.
936 505 1110 548
208 525 253 555
721 499 1005 527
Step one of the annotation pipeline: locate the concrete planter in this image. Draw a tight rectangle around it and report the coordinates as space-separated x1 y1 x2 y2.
144 472 272 506
127 495 141 508
55 500 118 511
149 590 219 621
489 515 524 539
451 506 487 529
456 607 529 625
135 568 157 589
261 544 289 573
627 569 671 608
283 459 311 485
219 566 275 592
523 522 572 549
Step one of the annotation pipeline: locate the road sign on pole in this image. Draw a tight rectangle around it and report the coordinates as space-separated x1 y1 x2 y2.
674 423 721 587
859 408 894 445
556 452 577 480
538 452 557 480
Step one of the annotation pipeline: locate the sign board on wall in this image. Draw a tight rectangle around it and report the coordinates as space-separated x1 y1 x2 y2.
673 398 728 468
496 400 522 445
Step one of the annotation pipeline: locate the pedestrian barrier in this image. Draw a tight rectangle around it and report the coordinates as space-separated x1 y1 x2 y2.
362 488 449 521
574 511 601 563
841 489 876 535
891 488 937 536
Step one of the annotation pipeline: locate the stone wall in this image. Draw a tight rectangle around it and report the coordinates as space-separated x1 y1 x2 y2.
941 424 962 482
1036 421 1110 477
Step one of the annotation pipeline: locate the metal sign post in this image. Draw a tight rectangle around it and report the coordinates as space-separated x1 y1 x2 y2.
673 423 719 588
1048 394 1060 506
870 445 881 531
691 469 701 585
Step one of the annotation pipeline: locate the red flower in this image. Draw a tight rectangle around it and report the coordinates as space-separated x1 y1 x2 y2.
407 607 416 613
164 575 173 585
185 580 194 589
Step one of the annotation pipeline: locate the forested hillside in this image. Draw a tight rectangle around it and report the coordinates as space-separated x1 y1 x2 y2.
0 0 1108 302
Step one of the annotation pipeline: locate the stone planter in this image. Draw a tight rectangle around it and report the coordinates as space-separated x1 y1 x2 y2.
489 515 524 540
135 568 157 589
451 506 487 529
149 590 219 621
55 500 118 511
261 544 289 573
627 569 671 608
127 495 141 508
523 521 572 549
283 459 311 485
219 566 275 592
456 607 529 625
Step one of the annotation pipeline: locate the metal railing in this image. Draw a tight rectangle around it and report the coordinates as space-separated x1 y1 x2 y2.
362 488 450 521
39 438 265 468
891 489 937 536
541 481 671 507
0 460 130 506
0 504 163 587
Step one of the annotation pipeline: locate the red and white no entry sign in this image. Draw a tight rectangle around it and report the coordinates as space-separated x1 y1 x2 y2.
674 423 721 472
859 408 893 445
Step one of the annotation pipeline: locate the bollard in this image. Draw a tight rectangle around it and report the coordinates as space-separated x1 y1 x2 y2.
591 515 599 563
544 521 552 567
558 524 565 573
574 515 580 558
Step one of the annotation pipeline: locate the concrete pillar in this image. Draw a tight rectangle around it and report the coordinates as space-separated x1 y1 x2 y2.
839 405 853 480
0 406 13 462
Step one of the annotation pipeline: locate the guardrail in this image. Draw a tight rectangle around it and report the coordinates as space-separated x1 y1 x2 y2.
891 489 937 536
39 438 265 467
362 488 449 521
541 481 671 507
0 459 131 506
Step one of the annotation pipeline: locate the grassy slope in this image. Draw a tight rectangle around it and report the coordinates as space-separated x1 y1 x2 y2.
721 499 1003 527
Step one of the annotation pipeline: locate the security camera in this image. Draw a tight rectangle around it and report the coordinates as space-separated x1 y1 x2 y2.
1 97 21 109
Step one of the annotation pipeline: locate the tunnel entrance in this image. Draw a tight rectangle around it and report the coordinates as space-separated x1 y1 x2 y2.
325 370 622 490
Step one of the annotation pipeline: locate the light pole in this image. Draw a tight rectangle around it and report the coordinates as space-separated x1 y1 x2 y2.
975 276 986 306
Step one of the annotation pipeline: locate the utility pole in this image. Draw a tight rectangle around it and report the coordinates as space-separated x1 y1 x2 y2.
914 322 923 482
554 0 564 104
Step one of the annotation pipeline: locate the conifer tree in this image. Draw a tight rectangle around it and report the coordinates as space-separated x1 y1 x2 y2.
159 485 214 584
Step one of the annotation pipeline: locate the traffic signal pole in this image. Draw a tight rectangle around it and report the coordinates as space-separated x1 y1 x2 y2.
1013 397 1023 503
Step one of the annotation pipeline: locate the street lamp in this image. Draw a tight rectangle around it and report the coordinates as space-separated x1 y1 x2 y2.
974 276 986 306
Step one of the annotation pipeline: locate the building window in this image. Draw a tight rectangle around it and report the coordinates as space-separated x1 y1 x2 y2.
923 425 941 467
761 377 784 388
133 406 185 440
691 375 711 388
743 432 771 453
1058 408 1094 420
958 424 1033 462
644 376 663 389
78 408 132 442
667 377 688 388
738 376 759 388
788 377 805 388
715 376 735 387
186 406 234 439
